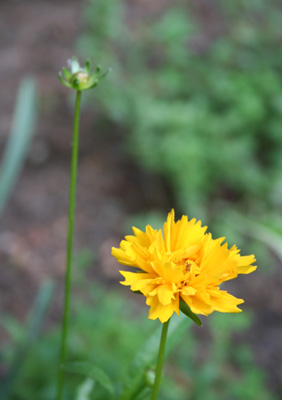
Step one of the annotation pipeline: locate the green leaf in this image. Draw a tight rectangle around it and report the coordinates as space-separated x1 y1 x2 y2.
180 300 203 326
0 77 37 214
63 361 115 396
119 314 190 400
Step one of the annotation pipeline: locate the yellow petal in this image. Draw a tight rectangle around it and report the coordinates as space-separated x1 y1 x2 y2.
147 294 179 323
163 209 175 252
162 262 184 283
157 284 175 305
208 289 244 313
187 293 213 316
181 286 196 296
120 271 155 285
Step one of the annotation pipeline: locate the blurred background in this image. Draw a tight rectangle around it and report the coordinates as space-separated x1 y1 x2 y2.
0 0 282 399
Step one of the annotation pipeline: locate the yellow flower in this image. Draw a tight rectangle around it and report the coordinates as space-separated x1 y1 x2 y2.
112 210 256 323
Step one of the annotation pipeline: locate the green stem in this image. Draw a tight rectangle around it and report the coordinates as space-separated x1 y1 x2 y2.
56 90 82 400
151 319 170 400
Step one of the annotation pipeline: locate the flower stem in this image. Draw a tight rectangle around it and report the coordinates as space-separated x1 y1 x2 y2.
151 319 170 400
56 90 82 400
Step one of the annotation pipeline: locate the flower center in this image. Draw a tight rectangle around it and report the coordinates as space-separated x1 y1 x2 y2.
177 259 201 290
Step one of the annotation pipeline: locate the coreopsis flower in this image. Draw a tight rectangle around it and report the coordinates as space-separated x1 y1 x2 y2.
112 210 256 324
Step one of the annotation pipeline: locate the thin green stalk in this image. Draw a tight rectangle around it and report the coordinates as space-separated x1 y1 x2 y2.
151 319 170 400
56 90 82 400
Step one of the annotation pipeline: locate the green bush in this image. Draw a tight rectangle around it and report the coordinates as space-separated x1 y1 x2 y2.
78 0 282 222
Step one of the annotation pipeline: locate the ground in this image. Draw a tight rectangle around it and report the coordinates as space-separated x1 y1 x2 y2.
0 0 282 396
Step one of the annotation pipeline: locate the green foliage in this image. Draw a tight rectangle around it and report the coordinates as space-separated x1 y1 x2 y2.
78 0 282 222
63 362 115 397
0 280 54 400
165 312 277 400
1 280 275 400
1 284 151 400
119 313 190 400
0 279 189 400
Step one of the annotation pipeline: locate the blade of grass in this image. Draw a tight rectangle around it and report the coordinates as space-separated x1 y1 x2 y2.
0 76 37 214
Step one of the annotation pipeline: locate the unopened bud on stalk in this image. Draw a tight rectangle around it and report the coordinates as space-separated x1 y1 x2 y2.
58 56 109 91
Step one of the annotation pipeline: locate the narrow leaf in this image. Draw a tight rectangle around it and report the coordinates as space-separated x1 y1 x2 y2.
0 77 37 214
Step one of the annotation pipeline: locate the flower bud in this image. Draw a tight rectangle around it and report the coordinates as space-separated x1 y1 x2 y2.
58 56 109 91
